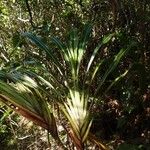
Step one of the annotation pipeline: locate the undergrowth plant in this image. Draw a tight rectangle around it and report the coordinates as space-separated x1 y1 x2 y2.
0 24 135 150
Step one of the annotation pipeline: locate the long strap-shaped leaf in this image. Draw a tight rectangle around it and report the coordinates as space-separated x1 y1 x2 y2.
86 33 114 73
0 94 49 130
94 42 135 96
23 32 64 76
61 89 92 150
0 80 59 139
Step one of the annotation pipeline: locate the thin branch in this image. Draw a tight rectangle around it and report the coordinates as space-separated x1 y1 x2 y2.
25 0 35 28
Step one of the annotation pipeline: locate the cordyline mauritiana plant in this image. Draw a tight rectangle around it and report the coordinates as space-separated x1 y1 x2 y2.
0 24 134 150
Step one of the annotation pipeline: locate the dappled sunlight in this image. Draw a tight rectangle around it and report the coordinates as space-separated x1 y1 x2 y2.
15 82 31 93
0 1 148 148
69 90 87 123
21 75 38 88
62 88 92 145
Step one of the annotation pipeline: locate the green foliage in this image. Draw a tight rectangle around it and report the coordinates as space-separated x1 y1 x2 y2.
0 0 149 149
117 143 146 150
22 24 117 149
0 104 18 149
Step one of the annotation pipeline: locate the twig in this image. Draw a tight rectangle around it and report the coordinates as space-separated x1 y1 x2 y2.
25 0 35 28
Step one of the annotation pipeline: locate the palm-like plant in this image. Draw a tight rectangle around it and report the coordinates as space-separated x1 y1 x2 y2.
0 73 66 149
0 24 134 149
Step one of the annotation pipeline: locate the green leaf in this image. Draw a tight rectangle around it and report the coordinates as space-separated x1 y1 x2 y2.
23 32 64 74
105 69 129 93
0 79 59 140
94 42 135 96
102 33 114 44
86 33 113 73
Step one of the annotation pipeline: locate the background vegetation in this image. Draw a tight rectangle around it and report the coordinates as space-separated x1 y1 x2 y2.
0 0 150 149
